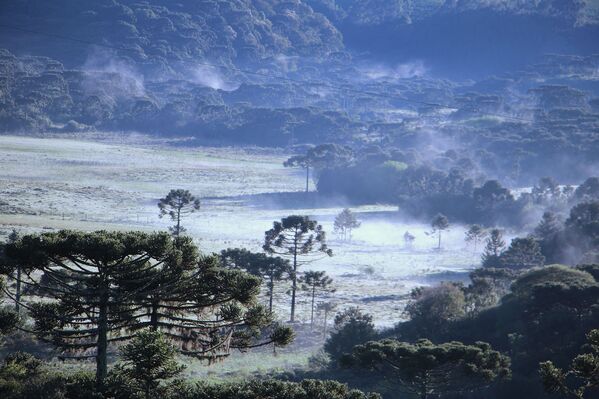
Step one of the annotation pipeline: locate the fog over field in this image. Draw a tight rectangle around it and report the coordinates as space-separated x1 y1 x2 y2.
1 2 599 398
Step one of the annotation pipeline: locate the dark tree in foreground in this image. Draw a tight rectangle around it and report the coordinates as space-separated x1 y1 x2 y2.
193 379 380 399
220 248 291 312
158 189 200 237
539 329 599 399
465 224 487 252
324 307 376 365
334 208 361 240
263 215 333 322
343 339 511 399
120 329 184 399
4 231 293 388
300 270 334 328
431 213 449 249
0 230 23 313
482 229 506 268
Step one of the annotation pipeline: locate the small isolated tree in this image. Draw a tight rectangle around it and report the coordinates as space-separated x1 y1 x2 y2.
316 301 337 338
158 189 200 238
431 213 449 249
343 339 511 399
539 329 599 399
482 229 506 268
499 237 545 270
284 144 353 193
120 329 184 399
263 215 333 322
334 208 361 241
300 271 335 328
324 307 377 366
404 231 415 248
465 224 487 252
220 248 292 312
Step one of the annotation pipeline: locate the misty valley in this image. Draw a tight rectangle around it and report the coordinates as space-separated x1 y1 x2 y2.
1 1 599 399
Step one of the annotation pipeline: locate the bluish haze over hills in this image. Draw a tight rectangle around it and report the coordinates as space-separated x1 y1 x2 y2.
1 0 599 184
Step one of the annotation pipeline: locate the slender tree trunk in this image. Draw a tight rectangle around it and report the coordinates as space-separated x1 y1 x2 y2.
176 208 181 238
15 265 21 313
96 294 109 389
310 286 316 329
305 165 310 193
268 274 274 313
150 298 159 331
438 231 442 249
323 310 328 338
290 240 298 322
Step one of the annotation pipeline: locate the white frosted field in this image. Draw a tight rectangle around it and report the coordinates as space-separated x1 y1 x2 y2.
0 134 484 328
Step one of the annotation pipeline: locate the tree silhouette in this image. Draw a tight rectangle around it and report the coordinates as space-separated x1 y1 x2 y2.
482 229 506 268
465 224 487 252
431 213 449 249
3 230 293 388
403 231 416 248
316 301 337 338
499 237 545 270
284 144 353 193
263 216 333 322
158 189 200 238
343 339 511 399
300 271 335 328
220 248 292 312
0 229 23 313
334 208 361 241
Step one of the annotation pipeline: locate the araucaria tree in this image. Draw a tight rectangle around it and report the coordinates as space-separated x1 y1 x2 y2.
343 339 511 399
482 229 506 268
334 208 361 240
431 213 449 249
220 248 292 312
263 215 333 322
300 271 334 328
3 230 293 388
158 189 200 237
465 224 487 252
120 329 184 399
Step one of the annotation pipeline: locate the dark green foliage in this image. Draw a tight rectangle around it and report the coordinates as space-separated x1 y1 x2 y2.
0 277 19 336
343 339 511 399
324 307 377 366
539 329 599 399
192 379 381 399
499 237 545 270
534 211 563 263
403 282 466 338
158 189 200 238
263 215 333 322
119 330 185 399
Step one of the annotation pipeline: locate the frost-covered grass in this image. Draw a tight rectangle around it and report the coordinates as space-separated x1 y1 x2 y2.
0 134 487 376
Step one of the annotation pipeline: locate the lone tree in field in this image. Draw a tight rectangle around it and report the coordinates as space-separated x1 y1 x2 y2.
465 224 487 252
482 229 506 268
300 271 335 328
220 248 292 312
3 231 293 389
158 189 200 237
334 208 361 241
284 144 353 193
343 339 511 399
120 329 184 399
263 215 333 322
404 231 416 248
431 213 450 249
539 329 599 399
